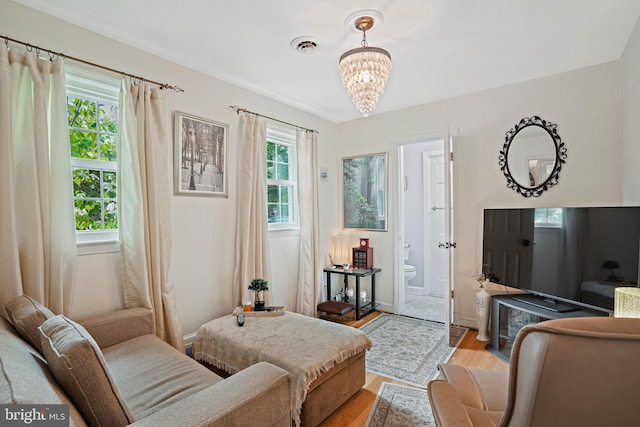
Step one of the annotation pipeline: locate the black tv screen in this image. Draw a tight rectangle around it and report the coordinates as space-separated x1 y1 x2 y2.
482 206 640 313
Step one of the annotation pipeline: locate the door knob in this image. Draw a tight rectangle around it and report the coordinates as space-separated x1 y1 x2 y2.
438 242 457 249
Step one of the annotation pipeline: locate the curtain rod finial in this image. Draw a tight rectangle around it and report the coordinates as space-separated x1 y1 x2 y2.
229 105 246 115
160 83 184 92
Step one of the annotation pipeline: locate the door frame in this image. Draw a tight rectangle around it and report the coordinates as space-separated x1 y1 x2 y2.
443 126 455 343
394 132 451 321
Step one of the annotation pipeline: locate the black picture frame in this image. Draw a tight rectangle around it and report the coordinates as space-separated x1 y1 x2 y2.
174 111 228 197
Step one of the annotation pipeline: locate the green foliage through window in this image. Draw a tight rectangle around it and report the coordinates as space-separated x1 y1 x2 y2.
534 208 563 226
266 137 295 225
67 93 119 231
268 184 292 223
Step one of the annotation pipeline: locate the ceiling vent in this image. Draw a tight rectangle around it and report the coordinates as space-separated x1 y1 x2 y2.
290 36 320 54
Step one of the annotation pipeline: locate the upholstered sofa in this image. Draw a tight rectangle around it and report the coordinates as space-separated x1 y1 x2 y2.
1 295 292 427
427 317 640 427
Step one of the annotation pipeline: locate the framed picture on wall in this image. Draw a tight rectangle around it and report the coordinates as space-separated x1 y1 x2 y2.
174 111 228 197
342 152 388 231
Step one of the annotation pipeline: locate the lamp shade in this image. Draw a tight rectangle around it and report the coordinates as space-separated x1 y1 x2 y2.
614 287 640 318
332 235 352 265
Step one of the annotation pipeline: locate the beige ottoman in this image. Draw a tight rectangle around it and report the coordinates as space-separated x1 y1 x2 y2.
192 311 371 426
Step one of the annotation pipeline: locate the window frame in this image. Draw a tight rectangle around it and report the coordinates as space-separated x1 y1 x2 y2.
534 207 563 228
266 127 299 231
65 66 121 254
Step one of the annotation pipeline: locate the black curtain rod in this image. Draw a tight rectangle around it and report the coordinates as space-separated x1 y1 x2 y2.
230 105 318 134
2 34 184 92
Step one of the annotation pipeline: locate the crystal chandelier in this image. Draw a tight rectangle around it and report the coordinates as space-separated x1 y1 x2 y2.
339 15 392 117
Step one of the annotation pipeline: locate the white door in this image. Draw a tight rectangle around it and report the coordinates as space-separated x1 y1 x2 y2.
423 150 446 298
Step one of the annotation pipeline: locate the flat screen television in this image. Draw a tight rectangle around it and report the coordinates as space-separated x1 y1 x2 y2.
482 206 640 314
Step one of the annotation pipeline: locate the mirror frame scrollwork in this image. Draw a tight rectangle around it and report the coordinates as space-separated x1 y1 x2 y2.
498 115 567 198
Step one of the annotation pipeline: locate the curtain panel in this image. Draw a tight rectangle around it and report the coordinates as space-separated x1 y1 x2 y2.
118 81 183 350
233 115 272 307
0 46 77 316
295 130 321 316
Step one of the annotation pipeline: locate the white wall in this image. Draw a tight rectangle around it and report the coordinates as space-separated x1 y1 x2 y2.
0 2 340 337
402 142 427 290
2 2 632 335
622 17 640 203
335 62 624 327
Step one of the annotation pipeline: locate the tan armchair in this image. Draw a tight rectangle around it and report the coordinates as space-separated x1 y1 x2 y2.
428 317 640 427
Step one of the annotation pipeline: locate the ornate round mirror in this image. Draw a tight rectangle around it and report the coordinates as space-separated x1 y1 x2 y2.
499 116 567 197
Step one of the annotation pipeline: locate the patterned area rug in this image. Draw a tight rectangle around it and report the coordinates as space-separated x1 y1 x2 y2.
359 314 467 387
366 382 434 427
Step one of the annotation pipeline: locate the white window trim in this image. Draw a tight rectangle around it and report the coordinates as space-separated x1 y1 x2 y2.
534 222 561 229
77 239 120 255
267 127 299 231
66 66 121 253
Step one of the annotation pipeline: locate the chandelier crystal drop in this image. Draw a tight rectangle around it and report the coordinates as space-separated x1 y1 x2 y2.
339 15 392 117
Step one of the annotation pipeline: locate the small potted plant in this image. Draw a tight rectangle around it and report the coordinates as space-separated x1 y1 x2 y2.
248 278 269 311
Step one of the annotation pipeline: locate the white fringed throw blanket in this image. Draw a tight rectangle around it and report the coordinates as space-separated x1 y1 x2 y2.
193 311 371 426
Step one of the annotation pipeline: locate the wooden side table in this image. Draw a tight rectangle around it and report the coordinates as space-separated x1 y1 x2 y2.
323 267 381 320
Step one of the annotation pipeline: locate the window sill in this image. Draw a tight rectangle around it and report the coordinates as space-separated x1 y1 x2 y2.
77 240 120 256
534 224 561 229
268 227 300 238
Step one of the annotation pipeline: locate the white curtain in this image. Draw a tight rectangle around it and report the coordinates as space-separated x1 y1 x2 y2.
118 80 183 350
558 208 594 299
0 46 77 316
295 129 321 316
233 115 271 307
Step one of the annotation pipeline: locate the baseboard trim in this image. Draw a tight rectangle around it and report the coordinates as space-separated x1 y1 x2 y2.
377 302 394 313
183 332 197 350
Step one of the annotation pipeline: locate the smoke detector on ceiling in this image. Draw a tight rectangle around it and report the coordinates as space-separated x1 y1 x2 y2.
290 36 320 54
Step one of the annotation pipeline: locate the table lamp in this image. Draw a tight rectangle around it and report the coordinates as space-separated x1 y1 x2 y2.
331 235 352 266
614 287 640 318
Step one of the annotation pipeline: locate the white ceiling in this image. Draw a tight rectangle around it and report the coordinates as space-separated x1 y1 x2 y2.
12 0 640 123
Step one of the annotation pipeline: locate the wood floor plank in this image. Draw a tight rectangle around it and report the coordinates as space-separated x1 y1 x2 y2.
318 312 509 426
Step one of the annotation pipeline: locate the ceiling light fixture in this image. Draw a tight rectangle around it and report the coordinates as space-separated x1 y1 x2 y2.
339 12 391 117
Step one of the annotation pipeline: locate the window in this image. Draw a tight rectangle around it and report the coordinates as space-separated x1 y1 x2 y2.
535 207 563 227
65 67 120 249
266 128 298 229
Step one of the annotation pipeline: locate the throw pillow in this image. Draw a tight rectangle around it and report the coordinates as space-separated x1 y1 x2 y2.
5 294 54 353
39 315 134 427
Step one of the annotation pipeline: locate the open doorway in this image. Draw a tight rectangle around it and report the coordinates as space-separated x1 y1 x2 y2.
398 139 447 323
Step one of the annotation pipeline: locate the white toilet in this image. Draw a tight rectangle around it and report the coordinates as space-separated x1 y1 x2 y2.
404 244 417 286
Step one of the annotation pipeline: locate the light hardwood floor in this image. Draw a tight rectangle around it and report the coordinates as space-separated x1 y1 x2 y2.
318 311 509 427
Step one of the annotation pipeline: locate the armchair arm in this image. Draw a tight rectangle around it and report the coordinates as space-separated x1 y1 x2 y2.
77 307 154 348
427 380 474 427
130 362 292 427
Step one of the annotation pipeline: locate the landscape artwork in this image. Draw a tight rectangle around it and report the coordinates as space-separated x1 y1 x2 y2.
174 111 228 197
342 152 387 231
